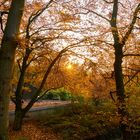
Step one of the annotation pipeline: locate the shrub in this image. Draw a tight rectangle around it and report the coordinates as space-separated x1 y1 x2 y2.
42 91 60 100
55 88 73 101
42 87 72 101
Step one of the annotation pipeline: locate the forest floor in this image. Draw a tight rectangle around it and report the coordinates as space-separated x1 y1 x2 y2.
9 120 60 140
9 100 69 140
8 99 140 140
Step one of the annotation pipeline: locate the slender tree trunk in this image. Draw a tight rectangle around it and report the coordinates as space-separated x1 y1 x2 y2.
110 0 128 136
114 45 127 134
12 48 32 131
0 0 25 139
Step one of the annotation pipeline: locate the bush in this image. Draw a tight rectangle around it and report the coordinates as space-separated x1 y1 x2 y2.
58 91 71 101
42 87 72 101
71 95 85 104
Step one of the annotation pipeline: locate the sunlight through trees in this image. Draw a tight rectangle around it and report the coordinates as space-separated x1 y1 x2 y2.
0 0 140 139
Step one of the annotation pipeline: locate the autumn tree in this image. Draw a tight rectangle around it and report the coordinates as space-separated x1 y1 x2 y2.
8 0 85 130
106 1 139 133
75 0 140 135
11 0 54 130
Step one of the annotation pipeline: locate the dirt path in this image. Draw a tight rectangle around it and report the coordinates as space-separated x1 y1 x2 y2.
9 100 70 111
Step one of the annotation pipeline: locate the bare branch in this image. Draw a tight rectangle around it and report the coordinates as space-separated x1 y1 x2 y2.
103 0 113 4
124 71 139 86
109 91 116 102
30 0 53 23
26 0 53 38
103 0 126 9
123 54 140 57
121 3 140 45
83 8 110 22
17 59 22 72
127 67 140 72
35 87 62 101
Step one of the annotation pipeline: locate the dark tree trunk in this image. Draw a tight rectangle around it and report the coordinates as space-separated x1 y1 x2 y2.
13 48 32 131
109 0 128 135
114 44 128 136
13 109 25 131
114 45 125 110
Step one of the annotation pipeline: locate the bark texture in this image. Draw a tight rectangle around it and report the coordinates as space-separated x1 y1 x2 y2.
13 109 25 131
0 0 25 139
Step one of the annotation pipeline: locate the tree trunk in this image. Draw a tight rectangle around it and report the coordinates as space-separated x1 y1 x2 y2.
13 109 25 131
114 45 127 132
0 76 10 140
0 0 25 139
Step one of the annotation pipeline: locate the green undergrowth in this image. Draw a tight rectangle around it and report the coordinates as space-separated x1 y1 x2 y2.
38 100 122 140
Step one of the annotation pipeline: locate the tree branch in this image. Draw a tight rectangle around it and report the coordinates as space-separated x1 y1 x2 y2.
121 3 140 45
83 8 110 22
26 0 53 38
17 59 22 72
124 71 139 86
103 0 113 4
109 91 116 102
23 39 85 113
35 87 62 101
123 54 140 57
127 67 140 72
